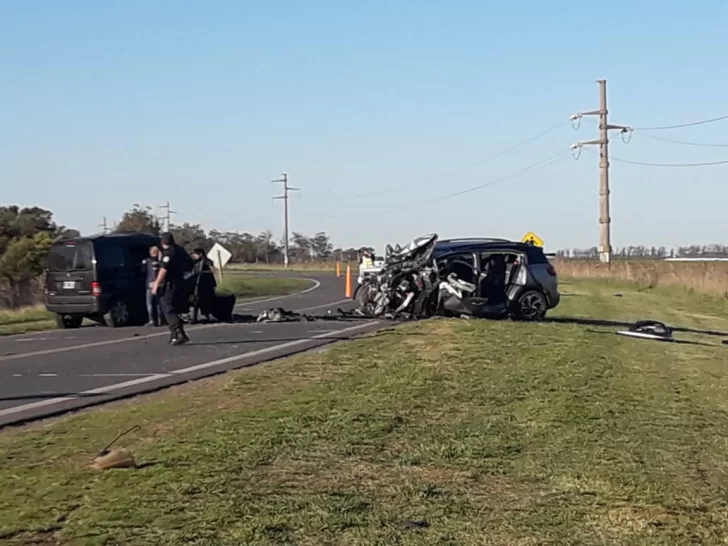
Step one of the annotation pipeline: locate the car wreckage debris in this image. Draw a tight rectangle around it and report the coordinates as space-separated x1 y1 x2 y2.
256 307 315 323
254 307 374 323
616 320 674 342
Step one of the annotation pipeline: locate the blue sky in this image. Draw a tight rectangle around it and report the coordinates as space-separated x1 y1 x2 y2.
1 0 727 252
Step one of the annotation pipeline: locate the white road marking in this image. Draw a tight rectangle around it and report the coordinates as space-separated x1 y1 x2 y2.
38 373 57 377
0 321 379 419
78 373 161 377
0 281 343 363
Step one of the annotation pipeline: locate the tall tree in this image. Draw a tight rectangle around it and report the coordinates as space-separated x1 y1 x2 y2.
170 223 208 251
310 231 333 260
115 204 161 235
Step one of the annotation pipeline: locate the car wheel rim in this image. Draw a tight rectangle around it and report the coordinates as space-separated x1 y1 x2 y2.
112 302 129 324
520 293 545 319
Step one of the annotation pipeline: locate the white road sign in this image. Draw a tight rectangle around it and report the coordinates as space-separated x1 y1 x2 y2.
209 242 232 270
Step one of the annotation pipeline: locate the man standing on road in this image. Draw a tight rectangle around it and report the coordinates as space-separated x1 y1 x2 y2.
143 245 165 327
152 232 190 345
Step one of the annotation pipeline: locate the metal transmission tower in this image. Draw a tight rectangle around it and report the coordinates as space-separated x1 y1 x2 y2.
159 201 176 232
570 79 631 265
271 172 300 268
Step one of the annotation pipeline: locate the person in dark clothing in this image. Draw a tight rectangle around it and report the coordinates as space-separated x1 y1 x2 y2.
152 232 190 345
142 245 165 326
190 248 217 323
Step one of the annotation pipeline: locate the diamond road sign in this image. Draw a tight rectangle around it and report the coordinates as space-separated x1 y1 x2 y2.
209 242 232 269
521 231 544 247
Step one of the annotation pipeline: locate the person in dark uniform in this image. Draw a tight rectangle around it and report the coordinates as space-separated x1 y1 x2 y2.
190 248 217 323
151 232 190 345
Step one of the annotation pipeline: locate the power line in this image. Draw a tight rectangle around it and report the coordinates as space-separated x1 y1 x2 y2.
609 155 728 167
634 132 728 148
312 149 570 219
322 119 570 201
632 114 728 131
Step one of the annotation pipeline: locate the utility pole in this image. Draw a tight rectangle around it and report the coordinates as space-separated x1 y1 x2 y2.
271 172 300 268
159 201 176 232
570 79 630 265
99 217 110 234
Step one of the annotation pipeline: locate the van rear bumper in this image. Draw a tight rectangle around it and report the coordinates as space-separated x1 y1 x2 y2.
45 297 104 316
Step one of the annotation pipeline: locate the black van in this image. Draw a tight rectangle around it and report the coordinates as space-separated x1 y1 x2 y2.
45 233 163 328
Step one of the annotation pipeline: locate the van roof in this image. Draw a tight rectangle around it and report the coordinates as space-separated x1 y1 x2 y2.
54 232 160 245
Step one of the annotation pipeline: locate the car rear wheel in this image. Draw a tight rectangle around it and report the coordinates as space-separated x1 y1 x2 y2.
103 299 131 328
514 290 547 321
55 313 83 329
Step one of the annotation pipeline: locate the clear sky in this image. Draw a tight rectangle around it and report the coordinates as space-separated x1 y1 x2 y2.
1 0 727 252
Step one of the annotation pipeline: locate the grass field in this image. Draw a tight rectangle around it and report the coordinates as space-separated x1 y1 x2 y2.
228 261 357 273
3 279 728 545
0 275 312 336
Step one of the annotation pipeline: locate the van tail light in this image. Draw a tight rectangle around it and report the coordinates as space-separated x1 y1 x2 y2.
546 265 557 277
91 282 101 297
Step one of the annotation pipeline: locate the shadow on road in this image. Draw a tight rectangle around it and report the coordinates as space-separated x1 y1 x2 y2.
547 316 728 338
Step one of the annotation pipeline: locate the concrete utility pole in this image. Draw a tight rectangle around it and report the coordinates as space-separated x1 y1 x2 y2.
570 79 630 265
159 201 176 232
271 172 300 268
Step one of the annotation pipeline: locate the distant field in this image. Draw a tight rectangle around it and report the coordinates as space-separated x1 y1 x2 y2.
3 279 728 544
228 261 358 273
0 274 312 336
555 258 728 298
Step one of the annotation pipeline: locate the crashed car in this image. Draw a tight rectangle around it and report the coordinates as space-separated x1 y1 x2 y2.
354 235 560 321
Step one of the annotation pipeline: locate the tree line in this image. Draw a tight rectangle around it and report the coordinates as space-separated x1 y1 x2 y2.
0 204 371 308
115 204 370 263
556 245 728 259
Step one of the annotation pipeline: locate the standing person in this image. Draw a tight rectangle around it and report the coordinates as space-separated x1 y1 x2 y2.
143 245 164 326
151 232 190 345
190 248 217 323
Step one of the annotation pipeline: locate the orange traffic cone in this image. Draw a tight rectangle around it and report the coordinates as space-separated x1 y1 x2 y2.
345 264 353 298
335 261 341 277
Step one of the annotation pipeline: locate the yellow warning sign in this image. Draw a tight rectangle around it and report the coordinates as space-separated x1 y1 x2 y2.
521 231 544 247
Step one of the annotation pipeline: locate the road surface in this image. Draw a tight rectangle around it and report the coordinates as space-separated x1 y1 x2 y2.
0 273 382 428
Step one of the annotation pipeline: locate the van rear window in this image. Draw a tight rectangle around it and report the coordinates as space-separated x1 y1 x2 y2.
47 242 93 271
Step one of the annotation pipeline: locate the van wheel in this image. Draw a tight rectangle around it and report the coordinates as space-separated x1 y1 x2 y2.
514 290 547 321
55 314 83 329
104 300 130 327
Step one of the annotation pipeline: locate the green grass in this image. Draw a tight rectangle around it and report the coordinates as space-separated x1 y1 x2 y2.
0 305 55 336
3 279 728 544
0 275 312 336
228 261 357 273
216 274 312 299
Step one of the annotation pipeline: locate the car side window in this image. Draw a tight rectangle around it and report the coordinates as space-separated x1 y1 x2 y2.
443 253 476 283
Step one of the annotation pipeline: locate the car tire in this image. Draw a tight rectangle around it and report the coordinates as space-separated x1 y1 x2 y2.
514 290 548 321
55 313 83 329
103 299 131 328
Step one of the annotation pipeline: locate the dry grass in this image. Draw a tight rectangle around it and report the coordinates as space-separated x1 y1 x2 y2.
555 259 728 298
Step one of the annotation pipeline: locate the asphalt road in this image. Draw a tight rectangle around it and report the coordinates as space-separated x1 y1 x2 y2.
0 273 383 428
